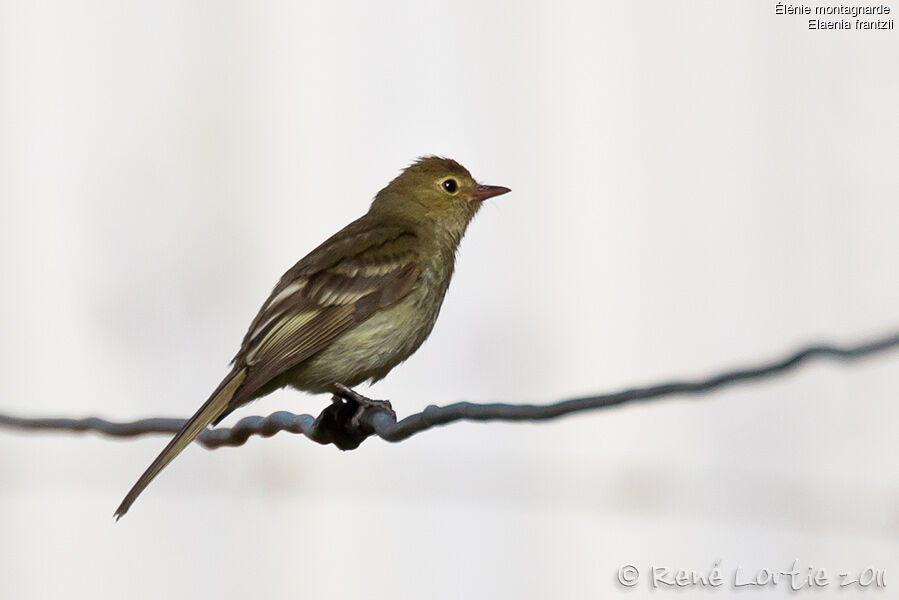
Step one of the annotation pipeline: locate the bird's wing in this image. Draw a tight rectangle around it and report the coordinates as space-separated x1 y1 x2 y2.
233 221 420 399
114 221 420 519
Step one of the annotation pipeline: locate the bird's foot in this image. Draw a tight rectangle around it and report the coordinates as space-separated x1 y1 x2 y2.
332 383 396 429
311 384 396 449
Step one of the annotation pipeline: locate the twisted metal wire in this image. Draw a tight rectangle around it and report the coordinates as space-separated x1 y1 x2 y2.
2 329 898 450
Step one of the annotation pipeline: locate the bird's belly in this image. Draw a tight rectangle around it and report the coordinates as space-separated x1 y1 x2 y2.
285 286 442 392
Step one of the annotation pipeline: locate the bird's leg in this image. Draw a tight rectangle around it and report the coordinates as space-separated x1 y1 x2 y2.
332 383 396 428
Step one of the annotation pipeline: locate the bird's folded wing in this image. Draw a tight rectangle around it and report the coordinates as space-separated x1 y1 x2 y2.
233 223 420 397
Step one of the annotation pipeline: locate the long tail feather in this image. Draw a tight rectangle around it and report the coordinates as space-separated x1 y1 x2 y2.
113 368 247 520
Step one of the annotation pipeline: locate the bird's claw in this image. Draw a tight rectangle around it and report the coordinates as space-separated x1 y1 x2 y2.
332 383 396 429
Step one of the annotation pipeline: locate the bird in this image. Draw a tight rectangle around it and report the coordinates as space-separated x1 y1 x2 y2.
114 156 510 519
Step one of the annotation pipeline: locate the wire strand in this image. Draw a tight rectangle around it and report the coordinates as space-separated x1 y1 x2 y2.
2 329 898 450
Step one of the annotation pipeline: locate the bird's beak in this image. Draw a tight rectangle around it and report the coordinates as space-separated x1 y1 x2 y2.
467 184 511 203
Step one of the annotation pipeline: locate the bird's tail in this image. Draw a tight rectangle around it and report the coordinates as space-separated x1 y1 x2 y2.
113 368 247 520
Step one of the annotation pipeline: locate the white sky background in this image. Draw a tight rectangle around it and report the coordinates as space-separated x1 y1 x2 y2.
1 1 897 598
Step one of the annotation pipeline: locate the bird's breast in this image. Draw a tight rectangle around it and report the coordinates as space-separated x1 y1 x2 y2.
285 252 455 392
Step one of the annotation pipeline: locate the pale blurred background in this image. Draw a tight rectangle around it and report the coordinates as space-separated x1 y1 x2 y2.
1 1 897 598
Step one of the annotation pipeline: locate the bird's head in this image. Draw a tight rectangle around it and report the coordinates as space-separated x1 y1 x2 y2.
370 156 510 238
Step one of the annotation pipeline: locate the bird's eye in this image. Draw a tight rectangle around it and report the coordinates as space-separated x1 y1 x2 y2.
442 179 458 194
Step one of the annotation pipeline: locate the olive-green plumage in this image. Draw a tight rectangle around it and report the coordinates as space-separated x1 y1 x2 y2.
114 156 510 518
